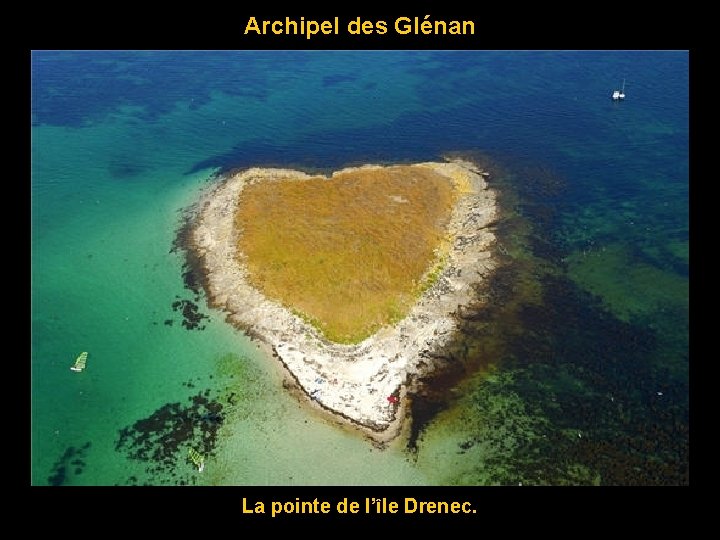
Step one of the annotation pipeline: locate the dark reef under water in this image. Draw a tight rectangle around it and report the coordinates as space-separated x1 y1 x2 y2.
405 154 688 485
115 390 224 485
47 441 92 486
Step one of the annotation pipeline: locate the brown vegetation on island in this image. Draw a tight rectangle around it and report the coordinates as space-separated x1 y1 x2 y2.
235 165 457 343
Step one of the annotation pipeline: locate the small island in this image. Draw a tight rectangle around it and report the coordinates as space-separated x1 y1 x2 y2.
188 159 498 442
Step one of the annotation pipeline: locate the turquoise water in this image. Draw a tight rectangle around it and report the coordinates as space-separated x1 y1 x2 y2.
31 51 688 485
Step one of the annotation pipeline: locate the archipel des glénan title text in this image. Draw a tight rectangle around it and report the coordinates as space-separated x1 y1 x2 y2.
244 16 475 39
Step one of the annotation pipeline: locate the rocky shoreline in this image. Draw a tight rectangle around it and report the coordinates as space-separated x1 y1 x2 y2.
187 159 498 442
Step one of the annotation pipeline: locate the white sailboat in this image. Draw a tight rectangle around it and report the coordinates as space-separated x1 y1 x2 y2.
612 79 626 101
70 352 88 372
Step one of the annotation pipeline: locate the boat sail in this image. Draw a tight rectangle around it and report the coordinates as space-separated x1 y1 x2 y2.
70 352 88 372
188 447 205 472
612 79 626 101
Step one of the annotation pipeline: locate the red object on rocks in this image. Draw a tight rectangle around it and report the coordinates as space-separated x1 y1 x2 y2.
387 395 399 404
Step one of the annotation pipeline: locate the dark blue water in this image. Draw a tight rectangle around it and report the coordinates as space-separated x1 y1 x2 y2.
32 51 688 485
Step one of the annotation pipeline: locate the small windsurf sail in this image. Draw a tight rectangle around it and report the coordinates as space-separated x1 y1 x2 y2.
188 447 205 472
70 352 88 372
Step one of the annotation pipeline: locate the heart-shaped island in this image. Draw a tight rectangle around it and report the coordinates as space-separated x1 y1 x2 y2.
189 159 497 442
